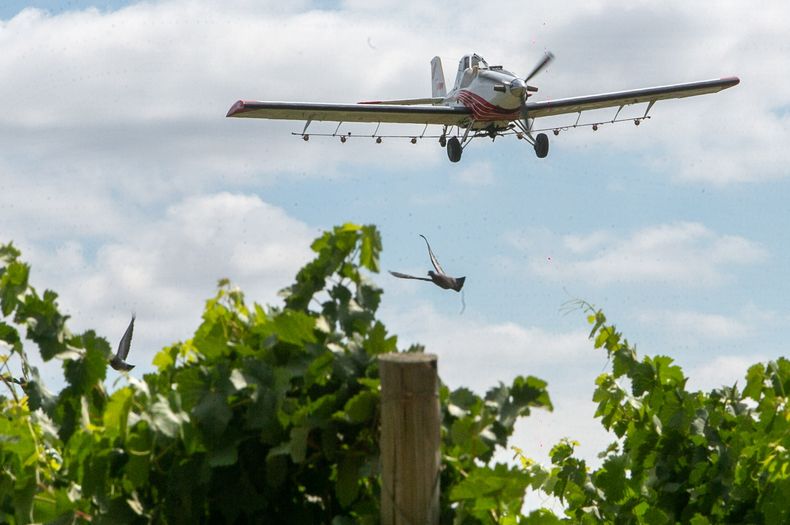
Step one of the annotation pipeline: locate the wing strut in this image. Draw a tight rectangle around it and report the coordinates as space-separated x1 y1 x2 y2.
642 100 656 119
612 105 624 122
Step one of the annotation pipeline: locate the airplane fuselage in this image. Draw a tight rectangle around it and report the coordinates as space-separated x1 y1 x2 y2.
442 54 526 128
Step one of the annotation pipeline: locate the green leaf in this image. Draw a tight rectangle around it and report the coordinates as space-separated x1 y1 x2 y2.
192 391 232 441
744 363 766 400
290 425 310 463
631 361 655 396
192 312 230 359
149 395 188 439
339 390 377 424
104 387 133 439
270 310 317 345
0 321 21 345
208 444 238 467
594 454 627 502
523 508 564 524
0 260 29 316
19 289 70 360
360 225 381 272
63 332 108 395
336 454 363 507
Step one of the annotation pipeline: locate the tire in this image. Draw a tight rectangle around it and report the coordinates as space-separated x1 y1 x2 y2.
447 136 462 163
534 133 549 158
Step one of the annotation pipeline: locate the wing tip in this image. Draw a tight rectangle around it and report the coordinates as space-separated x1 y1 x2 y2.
226 100 248 117
721 76 740 88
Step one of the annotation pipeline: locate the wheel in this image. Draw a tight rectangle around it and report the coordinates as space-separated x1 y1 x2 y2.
439 135 447 147
534 133 549 158
446 136 462 163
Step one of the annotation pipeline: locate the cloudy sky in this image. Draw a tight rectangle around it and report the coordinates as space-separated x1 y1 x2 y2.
2 0 789 482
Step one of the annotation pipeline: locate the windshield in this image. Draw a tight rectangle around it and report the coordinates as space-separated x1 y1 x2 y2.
470 54 488 69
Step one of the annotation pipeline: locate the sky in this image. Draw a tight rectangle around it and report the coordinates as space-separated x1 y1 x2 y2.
2 0 789 502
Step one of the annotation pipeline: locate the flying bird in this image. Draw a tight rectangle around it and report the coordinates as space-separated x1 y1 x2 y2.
110 314 136 371
389 234 466 292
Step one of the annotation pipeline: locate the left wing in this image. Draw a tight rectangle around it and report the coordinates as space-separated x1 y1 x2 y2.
420 234 446 276
226 100 470 125
525 77 739 118
117 314 135 360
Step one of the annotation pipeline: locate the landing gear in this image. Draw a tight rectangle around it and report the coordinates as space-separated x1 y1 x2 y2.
534 133 549 158
447 136 462 163
439 135 447 147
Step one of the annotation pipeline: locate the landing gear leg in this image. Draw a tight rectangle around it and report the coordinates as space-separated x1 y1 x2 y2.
446 136 462 163
534 133 549 158
439 126 447 148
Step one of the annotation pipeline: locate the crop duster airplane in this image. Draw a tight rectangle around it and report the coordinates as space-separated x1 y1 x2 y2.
226 53 739 163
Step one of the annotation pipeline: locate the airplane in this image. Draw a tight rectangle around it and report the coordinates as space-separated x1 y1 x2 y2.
226 53 739 163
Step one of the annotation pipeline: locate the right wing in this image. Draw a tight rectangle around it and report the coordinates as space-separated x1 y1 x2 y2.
525 77 739 118
227 100 470 125
389 271 432 282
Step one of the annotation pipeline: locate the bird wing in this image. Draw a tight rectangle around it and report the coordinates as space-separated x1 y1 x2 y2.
419 234 446 275
116 314 135 360
389 271 433 282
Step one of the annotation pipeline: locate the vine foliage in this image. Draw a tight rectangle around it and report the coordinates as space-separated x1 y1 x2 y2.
0 226 550 524
516 305 790 524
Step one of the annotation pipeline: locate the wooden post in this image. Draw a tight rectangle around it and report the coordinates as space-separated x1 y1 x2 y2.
379 353 440 525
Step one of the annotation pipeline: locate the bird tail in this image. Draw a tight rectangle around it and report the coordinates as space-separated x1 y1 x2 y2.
453 276 466 292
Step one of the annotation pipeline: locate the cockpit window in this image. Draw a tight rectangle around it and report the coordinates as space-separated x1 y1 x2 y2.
471 55 488 69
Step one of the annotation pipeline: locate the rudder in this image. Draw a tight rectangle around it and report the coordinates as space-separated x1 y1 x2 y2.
431 56 447 98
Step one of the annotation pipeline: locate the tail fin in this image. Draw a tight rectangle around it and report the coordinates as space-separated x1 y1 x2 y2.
431 56 447 98
453 276 466 292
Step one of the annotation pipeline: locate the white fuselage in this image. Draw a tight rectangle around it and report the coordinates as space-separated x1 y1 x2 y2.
443 54 524 128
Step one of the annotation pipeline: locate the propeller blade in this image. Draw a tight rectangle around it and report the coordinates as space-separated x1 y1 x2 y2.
520 52 554 119
524 52 554 83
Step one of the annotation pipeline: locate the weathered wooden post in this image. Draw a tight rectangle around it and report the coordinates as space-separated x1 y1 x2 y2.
379 353 440 525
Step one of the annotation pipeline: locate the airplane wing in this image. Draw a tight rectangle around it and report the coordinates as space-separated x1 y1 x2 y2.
226 100 470 125
525 77 739 118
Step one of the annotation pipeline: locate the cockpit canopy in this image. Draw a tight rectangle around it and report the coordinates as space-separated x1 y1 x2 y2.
455 54 488 89
454 54 515 89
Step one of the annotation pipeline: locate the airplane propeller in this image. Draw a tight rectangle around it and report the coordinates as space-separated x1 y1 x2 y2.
520 51 554 118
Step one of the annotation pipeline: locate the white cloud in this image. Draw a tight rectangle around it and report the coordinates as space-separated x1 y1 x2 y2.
563 231 613 254
636 309 751 341
21 192 315 380
0 0 786 187
453 161 496 186
382 300 615 481
687 355 762 392
383 301 596 393
505 222 767 287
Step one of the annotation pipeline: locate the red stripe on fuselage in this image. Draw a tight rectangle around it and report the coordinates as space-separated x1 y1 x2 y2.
456 90 520 121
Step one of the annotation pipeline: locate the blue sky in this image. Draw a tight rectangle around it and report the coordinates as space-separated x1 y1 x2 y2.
2 0 789 482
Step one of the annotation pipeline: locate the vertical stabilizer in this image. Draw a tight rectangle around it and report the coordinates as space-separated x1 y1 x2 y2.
431 56 447 98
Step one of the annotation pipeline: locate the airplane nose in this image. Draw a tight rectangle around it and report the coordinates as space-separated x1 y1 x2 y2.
509 78 526 98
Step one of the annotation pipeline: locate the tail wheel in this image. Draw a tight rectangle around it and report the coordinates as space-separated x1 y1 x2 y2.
447 136 462 163
534 133 549 158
